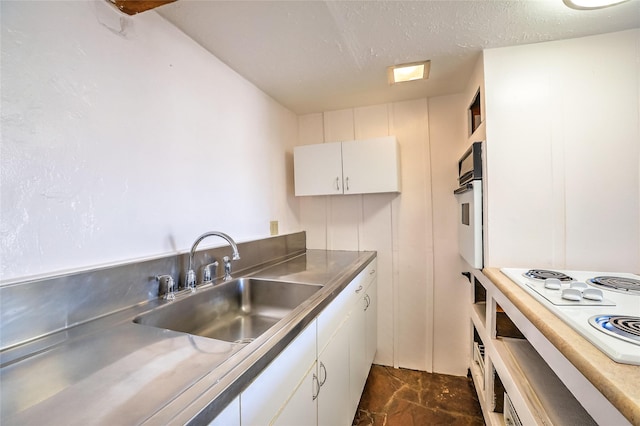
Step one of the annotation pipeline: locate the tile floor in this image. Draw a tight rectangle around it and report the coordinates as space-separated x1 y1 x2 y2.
352 364 485 425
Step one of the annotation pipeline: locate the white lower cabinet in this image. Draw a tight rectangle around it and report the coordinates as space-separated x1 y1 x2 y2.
240 259 377 426
348 297 367 413
317 320 351 426
348 274 377 414
272 362 318 426
240 321 317 426
365 282 377 366
208 396 240 426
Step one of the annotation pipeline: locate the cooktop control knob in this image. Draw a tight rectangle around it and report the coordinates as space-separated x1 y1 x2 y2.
583 288 604 301
570 281 588 290
561 288 582 301
544 278 562 290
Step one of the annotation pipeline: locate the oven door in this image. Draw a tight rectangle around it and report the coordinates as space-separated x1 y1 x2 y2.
455 180 483 268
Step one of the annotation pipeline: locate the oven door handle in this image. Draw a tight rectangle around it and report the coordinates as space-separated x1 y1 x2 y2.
454 183 474 195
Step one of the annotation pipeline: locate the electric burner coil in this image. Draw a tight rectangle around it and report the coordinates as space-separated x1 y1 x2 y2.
588 276 640 295
523 269 574 282
589 315 640 345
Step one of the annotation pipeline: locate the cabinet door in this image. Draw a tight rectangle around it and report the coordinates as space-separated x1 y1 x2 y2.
207 396 240 426
318 320 351 426
348 295 367 415
272 361 318 426
294 142 343 196
365 279 378 366
241 321 317 426
341 136 401 195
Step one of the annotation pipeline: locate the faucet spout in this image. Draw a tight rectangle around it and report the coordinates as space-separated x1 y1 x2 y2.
186 231 241 290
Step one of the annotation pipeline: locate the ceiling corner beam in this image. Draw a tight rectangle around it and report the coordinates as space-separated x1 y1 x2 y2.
112 0 177 15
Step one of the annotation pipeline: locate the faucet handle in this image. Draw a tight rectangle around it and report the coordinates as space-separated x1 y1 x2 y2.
200 261 219 284
223 256 233 281
156 275 175 301
185 269 196 292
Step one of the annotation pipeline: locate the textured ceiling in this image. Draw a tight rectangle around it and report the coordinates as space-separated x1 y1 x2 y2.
157 0 640 114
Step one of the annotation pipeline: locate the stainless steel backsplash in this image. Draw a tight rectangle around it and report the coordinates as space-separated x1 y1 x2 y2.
0 232 306 351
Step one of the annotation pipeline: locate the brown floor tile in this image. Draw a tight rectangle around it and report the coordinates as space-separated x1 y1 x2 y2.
353 364 485 426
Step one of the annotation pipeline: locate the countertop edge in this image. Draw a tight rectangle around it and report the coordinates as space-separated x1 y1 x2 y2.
170 250 378 425
483 267 640 425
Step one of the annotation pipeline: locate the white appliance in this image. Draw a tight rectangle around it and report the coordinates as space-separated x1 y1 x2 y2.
455 141 484 268
501 268 640 365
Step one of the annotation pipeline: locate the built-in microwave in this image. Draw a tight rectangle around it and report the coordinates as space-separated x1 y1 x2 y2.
455 142 483 269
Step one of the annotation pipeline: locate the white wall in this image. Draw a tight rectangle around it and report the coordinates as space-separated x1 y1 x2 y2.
483 29 640 273
298 98 471 375
428 93 473 375
298 102 433 371
0 1 300 281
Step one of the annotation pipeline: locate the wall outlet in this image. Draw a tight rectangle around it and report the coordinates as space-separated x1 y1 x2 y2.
270 220 279 236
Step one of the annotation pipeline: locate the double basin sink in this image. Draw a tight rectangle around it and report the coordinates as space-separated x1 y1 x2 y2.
134 278 323 344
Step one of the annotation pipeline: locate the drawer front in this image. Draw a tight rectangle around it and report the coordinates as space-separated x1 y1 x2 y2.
317 258 376 353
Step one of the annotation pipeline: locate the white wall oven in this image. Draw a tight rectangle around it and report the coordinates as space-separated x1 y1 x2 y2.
455 141 484 269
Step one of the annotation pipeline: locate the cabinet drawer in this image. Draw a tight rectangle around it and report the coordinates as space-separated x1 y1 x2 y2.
317 259 376 353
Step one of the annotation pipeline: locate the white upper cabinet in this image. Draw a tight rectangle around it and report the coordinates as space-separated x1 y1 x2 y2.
294 142 344 196
294 136 401 196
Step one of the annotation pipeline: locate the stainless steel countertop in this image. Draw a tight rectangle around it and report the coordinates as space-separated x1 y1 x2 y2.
0 249 376 425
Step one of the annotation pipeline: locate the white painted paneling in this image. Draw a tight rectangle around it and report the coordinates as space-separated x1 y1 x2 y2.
354 105 390 140
428 93 471 376
484 44 557 269
355 105 395 366
392 99 433 372
484 29 640 272
0 1 300 281
298 113 327 249
323 109 355 143
327 196 361 251
298 98 441 372
559 32 639 271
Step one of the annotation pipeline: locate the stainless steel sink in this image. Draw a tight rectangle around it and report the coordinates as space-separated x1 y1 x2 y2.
133 278 322 344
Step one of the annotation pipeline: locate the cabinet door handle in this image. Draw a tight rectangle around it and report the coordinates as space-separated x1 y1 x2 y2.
364 294 371 310
312 373 321 400
355 285 363 294
335 177 340 191
370 269 375 275
319 361 327 386
346 176 350 191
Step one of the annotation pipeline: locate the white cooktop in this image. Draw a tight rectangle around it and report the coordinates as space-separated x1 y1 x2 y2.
501 268 640 366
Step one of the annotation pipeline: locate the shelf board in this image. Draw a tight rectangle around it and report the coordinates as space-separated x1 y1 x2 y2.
487 411 506 426
495 337 597 426
469 361 497 425
473 302 486 327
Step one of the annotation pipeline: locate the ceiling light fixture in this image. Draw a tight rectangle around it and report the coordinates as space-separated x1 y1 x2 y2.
563 0 630 9
388 61 431 85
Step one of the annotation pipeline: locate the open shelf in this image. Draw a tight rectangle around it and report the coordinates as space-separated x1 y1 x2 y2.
472 302 486 327
468 88 482 136
495 337 597 426
472 326 486 390
495 304 524 339
473 276 487 326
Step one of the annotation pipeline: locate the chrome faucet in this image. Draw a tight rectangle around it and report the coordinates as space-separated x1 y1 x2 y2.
185 231 241 290
156 274 175 301
223 256 233 281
